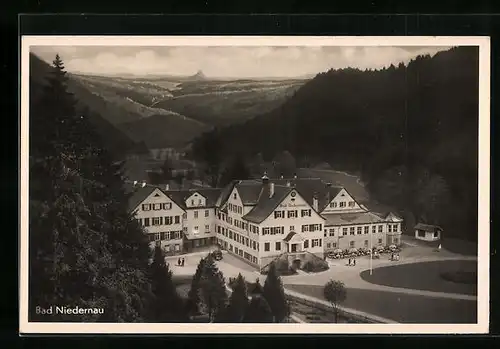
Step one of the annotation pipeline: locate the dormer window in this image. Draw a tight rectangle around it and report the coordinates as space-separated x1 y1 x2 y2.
233 193 237 199
191 199 194 206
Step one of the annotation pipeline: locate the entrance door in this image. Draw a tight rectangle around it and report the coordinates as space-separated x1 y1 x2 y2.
291 244 297 253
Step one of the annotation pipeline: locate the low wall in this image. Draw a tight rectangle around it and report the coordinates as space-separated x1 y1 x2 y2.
284 288 396 324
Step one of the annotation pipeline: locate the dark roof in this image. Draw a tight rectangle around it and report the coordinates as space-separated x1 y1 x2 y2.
235 181 263 205
166 188 223 210
242 185 292 223
415 223 443 232
283 232 296 242
128 185 158 213
271 178 342 212
323 211 385 226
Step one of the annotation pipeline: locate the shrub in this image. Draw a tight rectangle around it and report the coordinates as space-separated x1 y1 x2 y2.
301 259 329 273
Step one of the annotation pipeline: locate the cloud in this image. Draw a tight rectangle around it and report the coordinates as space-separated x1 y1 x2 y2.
30 45 451 78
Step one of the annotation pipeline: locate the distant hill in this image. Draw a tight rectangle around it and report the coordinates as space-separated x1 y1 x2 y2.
190 46 480 242
29 54 140 158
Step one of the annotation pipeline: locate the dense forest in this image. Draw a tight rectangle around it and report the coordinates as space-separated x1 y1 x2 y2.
190 47 479 242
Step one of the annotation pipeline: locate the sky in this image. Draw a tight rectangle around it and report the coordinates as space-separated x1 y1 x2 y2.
31 45 452 78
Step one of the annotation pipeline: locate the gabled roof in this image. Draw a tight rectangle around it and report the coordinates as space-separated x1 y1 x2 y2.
385 212 403 222
128 185 159 213
242 185 292 223
166 188 223 210
235 181 263 205
283 231 305 243
415 223 443 232
271 178 343 212
323 211 386 227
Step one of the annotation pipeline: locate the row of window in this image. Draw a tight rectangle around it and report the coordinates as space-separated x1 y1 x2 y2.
217 226 259 252
274 209 312 219
142 203 172 211
182 225 211 234
138 216 181 227
192 209 211 219
221 239 258 265
262 226 285 235
301 224 322 232
189 198 204 207
147 231 182 242
328 201 356 209
228 203 243 215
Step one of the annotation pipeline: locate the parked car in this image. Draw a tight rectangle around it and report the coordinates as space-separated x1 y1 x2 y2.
212 250 223 261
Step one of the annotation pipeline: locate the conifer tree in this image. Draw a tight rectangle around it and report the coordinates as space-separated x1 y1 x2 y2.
29 54 153 322
219 273 248 322
149 245 187 322
186 257 207 317
243 295 274 323
199 254 228 322
263 262 288 323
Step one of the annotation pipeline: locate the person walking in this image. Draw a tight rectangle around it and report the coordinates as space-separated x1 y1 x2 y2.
348 258 351 266
177 257 181 266
181 258 185 267
353 258 356 266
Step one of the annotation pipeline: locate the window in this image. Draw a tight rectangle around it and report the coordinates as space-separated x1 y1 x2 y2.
301 209 312 217
378 238 382 244
198 199 202 206
350 241 355 248
330 202 338 208
343 228 348 236
290 226 295 232
393 224 398 232
378 225 383 233
364 226 369 234
372 226 376 234
332 242 337 248
357 227 362 235
304 240 309 248
233 193 237 199
329 229 335 237
287 210 298 218
152 217 162 226
340 202 346 208
182 227 187 233
275 242 281 251
327 243 331 248
174 216 180 224
264 243 270 252
348 201 355 207
154 233 160 241
136 218 142 226
194 226 199 232
142 204 151 211
312 239 321 247
205 225 210 232
324 232 327 237
364 240 369 247
394 238 399 244
191 199 195 206
162 203 172 210
164 216 173 225
262 228 270 235
183 213 187 219
194 211 198 219
434 232 439 238
153 203 162 210
253 241 256 250
205 210 209 217
302 225 309 232
388 225 392 233
350 227 355 235
274 211 284 219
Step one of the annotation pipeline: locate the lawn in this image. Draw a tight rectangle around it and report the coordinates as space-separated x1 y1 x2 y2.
286 284 477 324
359 260 477 295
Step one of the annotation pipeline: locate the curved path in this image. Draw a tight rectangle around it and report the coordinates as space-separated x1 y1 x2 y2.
281 255 478 301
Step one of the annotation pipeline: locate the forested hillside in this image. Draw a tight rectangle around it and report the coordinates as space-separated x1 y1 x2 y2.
190 47 480 241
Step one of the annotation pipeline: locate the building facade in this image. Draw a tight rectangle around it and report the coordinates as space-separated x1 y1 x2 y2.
128 175 403 267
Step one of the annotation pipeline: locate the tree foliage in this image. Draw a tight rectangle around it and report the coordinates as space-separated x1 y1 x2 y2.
262 262 288 323
243 296 274 323
218 273 249 322
323 280 347 323
149 245 187 322
29 54 153 322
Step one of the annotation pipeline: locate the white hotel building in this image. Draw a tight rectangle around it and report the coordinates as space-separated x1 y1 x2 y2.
128 175 403 268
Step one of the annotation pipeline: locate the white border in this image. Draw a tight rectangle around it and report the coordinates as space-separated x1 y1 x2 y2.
20 36 490 334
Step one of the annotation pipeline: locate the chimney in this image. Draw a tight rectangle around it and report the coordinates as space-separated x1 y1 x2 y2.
269 182 275 198
312 193 319 212
133 180 138 187
141 181 146 188
280 174 284 179
326 182 332 187
286 181 291 187
293 173 298 179
325 190 330 205
165 184 170 191
262 171 269 183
